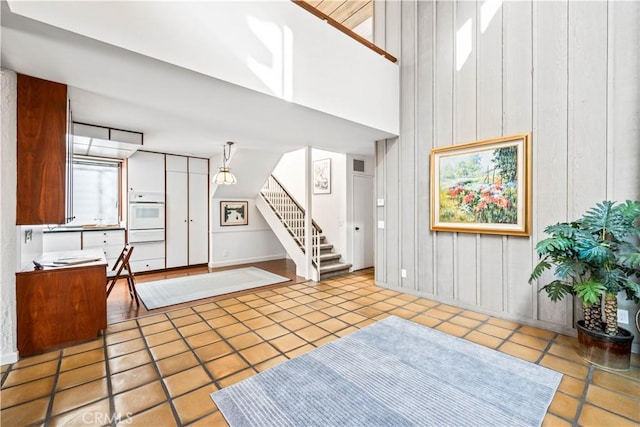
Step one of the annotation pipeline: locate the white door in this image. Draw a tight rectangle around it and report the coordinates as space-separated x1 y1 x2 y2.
352 175 374 270
166 170 189 268
188 159 209 265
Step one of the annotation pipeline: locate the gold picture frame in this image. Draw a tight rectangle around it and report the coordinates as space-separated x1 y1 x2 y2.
430 133 532 236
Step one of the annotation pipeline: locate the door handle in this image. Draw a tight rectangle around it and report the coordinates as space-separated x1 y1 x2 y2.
355 227 360 231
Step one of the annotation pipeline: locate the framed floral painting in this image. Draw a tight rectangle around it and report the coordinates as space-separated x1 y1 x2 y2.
430 133 531 236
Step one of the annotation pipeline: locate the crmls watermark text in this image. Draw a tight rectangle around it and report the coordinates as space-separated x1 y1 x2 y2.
81 412 133 424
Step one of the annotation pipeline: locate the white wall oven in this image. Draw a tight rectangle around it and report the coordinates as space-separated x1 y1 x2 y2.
129 192 165 241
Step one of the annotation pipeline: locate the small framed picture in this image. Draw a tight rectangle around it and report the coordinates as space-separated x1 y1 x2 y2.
220 201 248 226
313 158 331 194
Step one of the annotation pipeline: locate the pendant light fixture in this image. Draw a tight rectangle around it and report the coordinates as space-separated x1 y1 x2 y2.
213 141 237 185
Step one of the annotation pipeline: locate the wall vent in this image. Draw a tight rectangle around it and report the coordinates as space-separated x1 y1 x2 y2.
353 159 365 172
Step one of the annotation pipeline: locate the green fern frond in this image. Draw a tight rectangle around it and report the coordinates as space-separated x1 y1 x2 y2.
555 259 589 281
535 236 573 256
619 252 640 269
622 280 640 304
544 222 579 238
541 280 574 302
574 281 606 306
577 241 613 264
529 260 551 283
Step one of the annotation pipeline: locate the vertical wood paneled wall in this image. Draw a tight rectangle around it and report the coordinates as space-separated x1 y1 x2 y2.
374 0 640 334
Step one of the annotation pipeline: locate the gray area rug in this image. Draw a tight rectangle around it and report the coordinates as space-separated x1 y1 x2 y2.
135 267 290 309
211 316 562 427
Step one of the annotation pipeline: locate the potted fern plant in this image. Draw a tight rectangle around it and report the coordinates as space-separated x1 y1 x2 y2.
529 200 640 370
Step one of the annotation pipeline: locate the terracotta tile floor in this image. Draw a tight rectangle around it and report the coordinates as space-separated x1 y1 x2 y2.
2 268 639 426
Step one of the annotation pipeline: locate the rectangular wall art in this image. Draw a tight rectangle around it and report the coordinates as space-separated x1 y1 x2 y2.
220 201 248 226
430 134 531 236
313 158 331 194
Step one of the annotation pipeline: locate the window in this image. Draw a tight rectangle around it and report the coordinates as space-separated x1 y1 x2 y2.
69 158 121 226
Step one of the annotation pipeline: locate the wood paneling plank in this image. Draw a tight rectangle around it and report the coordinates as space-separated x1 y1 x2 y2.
534 0 571 326
342 2 373 30
400 0 417 289
503 0 534 318
567 1 608 216
608 1 640 201
476 0 504 312
434 0 455 299
416 0 435 296
454 0 478 303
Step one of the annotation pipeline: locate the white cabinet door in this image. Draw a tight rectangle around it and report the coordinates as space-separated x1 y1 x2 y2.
127 151 165 193
188 159 209 265
166 170 189 268
82 229 125 270
166 154 188 173
43 232 82 252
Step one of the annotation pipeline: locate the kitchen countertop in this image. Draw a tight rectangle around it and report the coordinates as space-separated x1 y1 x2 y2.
44 225 125 233
20 249 107 272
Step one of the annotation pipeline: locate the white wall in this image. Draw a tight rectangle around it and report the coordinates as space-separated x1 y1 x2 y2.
1 69 18 364
374 0 640 346
210 198 286 268
7 0 399 136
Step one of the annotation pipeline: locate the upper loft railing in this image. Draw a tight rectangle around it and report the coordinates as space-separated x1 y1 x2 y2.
292 0 397 63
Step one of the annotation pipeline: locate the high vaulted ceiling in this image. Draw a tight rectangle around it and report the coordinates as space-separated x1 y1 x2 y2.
306 0 373 30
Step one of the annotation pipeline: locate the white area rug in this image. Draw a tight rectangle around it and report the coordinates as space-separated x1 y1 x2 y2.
135 267 290 309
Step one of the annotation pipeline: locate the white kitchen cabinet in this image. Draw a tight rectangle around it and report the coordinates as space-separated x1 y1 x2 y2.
127 151 165 193
129 241 165 273
82 229 125 270
166 169 189 268
188 158 209 265
43 231 82 252
165 155 209 268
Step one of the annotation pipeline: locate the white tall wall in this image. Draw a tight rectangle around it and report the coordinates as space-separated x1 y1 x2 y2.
374 0 640 346
1 69 18 364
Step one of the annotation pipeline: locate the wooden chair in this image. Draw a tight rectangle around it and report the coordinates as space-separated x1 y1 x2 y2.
106 244 139 306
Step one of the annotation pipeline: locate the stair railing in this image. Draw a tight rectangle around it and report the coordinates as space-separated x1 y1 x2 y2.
260 175 322 271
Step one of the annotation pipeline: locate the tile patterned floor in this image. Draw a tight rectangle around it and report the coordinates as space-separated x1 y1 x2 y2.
2 269 639 426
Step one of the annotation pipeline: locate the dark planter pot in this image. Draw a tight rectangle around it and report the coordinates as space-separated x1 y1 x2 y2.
576 320 634 371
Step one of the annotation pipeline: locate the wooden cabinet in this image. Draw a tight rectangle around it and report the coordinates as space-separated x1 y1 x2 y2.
16 250 107 356
166 155 209 268
127 151 165 193
16 74 68 225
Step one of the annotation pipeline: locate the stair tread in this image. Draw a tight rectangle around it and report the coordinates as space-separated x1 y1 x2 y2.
319 253 341 259
319 263 352 273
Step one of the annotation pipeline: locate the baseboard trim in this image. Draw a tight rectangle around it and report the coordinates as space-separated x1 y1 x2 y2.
209 254 286 268
1 351 18 366
374 279 577 338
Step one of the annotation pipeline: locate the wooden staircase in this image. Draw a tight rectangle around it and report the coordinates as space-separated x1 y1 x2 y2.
260 175 351 280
